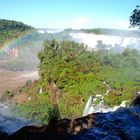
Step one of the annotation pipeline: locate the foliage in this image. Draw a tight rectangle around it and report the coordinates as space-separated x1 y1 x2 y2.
16 94 55 124
81 28 102 34
0 19 34 47
3 90 13 97
38 40 100 88
47 105 60 124
129 5 140 28
17 40 140 123
38 40 140 114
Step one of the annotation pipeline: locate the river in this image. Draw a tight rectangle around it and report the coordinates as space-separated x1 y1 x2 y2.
0 69 39 134
0 69 38 96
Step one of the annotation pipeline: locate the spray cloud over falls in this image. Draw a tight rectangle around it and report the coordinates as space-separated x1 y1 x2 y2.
0 31 44 71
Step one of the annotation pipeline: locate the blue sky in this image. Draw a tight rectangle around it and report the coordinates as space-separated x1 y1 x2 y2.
0 0 139 29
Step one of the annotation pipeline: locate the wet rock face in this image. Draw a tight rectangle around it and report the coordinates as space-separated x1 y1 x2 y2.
1 105 140 140
7 114 96 140
0 131 7 140
69 105 140 140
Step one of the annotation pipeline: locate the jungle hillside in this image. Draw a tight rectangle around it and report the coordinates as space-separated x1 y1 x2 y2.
0 19 34 48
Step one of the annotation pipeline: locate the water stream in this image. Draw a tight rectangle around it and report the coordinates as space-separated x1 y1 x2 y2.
0 102 38 134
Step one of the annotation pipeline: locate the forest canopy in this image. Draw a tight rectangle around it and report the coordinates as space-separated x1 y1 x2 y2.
129 5 140 28
0 19 34 47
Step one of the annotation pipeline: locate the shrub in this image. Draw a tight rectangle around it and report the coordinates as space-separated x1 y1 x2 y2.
3 90 13 97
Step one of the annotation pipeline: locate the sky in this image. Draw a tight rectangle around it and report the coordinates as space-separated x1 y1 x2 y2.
0 0 139 29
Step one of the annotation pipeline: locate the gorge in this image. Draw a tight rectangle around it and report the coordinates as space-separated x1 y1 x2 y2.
0 24 140 139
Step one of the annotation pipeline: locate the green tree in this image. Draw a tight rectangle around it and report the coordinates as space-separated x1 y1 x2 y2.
0 19 34 48
129 5 140 28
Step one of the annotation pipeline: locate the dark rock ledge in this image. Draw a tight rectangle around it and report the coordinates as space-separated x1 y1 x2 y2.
1 97 140 140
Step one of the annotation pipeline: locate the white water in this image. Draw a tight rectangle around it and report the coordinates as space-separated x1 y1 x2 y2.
37 28 64 34
83 95 130 116
82 96 94 116
70 32 140 50
103 81 112 95
0 102 39 134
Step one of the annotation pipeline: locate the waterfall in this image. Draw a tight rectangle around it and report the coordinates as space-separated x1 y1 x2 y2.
82 96 94 116
69 32 140 51
103 81 112 95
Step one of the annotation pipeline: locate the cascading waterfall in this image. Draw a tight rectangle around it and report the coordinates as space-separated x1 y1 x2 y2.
83 94 129 116
69 32 140 51
82 96 94 116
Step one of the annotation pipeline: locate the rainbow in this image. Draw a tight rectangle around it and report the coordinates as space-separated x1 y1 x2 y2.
0 30 35 58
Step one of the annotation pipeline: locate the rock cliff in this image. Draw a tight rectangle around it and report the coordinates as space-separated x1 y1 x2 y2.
0 105 139 140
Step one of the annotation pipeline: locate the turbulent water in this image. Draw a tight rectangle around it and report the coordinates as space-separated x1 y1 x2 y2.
0 102 38 134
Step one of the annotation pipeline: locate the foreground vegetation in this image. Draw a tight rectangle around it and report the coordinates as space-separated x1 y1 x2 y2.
15 39 140 124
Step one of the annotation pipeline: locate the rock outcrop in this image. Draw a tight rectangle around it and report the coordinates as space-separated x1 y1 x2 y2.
5 114 96 140
1 97 140 140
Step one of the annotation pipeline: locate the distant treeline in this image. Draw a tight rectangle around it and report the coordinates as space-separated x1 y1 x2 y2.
0 19 34 47
81 28 140 37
